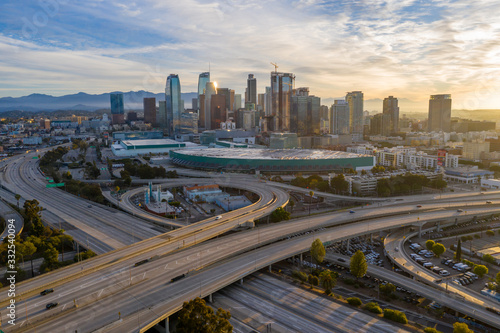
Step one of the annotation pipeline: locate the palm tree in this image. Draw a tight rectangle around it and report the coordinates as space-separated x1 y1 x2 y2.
308 191 314 216
15 194 21 208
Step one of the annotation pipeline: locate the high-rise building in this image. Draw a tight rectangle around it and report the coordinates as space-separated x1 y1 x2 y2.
158 101 167 129
217 88 235 112
428 94 452 132
210 94 226 129
204 82 217 129
197 72 210 111
290 87 321 136
192 98 198 111
165 74 182 136
258 93 266 115
329 100 349 135
127 111 138 122
110 93 125 124
246 74 257 105
271 72 295 132
198 94 206 129
143 97 156 126
179 112 198 135
345 91 363 135
234 94 242 111
382 96 399 134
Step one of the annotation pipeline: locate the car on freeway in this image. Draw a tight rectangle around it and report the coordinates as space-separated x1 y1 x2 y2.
46 302 58 309
215 215 222 220
40 289 54 296
88 204 92 208
337 258 346 262
457 209 463 212
486 201 493 204
349 210 355 214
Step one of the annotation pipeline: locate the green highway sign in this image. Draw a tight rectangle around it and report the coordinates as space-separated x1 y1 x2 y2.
32 156 39 159
46 183 65 188
48 180 54 183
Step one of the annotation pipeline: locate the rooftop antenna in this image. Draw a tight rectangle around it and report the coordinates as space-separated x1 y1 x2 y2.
270 62 278 73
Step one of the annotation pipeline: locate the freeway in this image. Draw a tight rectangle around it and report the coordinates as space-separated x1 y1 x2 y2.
218 273 411 333
0 198 23 241
385 228 500 327
4 203 500 332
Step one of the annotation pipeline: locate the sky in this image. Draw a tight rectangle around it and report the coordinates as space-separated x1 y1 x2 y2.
1 0 500 112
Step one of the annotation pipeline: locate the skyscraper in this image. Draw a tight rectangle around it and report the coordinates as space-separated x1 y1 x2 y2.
246 74 257 106
204 82 217 130
234 94 242 111
165 74 182 136
330 100 349 135
158 101 167 129
428 94 452 132
383 96 399 134
197 72 210 111
271 72 295 132
143 97 156 126
210 94 226 129
110 93 125 124
346 91 364 135
290 87 320 136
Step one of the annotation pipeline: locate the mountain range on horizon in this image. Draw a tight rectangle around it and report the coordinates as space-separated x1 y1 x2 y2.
0 91 446 114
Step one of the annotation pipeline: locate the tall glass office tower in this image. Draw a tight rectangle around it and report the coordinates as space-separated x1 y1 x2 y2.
271 72 295 132
198 72 210 111
165 74 182 136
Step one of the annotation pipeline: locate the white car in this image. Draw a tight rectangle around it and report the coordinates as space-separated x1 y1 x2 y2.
439 270 450 276
215 215 222 220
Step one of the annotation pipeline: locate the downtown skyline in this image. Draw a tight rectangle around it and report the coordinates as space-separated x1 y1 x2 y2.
1 0 500 112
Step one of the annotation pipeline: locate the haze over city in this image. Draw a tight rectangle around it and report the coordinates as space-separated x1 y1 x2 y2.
1 0 500 111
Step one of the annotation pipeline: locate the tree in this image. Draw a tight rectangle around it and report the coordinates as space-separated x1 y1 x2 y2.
330 174 349 194
41 244 59 272
473 265 488 278
456 239 462 261
269 207 290 222
453 322 473 333
432 243 446 258
310 239 326 264
426 239 435 251
496 272 500 286
15 194 21 208
486 230 495 237
20 241 37 276
176 297 232 333
308 274 319 287
424 328 443 333
288 200 295 213
319 270 337 294
350 250 367 280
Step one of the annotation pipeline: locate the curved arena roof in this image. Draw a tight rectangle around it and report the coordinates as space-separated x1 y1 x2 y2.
170 148 374 173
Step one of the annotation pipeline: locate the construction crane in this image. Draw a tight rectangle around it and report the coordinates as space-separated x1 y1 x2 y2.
270 62 278 73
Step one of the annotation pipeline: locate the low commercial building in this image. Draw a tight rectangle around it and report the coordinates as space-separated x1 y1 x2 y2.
112 131 163 141
111 139 198 156
183 184 229 203
444 167 494 184
215 195 252 211
481 178 500 189
345 170 440 196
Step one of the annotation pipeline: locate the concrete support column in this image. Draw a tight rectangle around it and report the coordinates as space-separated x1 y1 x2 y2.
165 317 170 333
208 294 213 303
300 253 303 266
240 278 243 286
436 221 440 231
370 233 373 243
419 223 422 238
346 239 350 252
269 265 272 272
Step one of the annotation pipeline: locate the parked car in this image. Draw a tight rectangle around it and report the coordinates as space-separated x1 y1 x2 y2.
439 270 450 276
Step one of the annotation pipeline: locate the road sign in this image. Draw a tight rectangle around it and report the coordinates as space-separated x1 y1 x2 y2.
32 156 39 159
46 183 65 188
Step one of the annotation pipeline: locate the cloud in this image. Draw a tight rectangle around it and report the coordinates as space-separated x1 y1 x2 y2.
1 0 500 111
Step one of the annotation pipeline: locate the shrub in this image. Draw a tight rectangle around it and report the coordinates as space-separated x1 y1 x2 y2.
363 302 383 314
383 309 408 324
424 327 442 333
486 230 495 237
292 270 308 283
347 297 362 307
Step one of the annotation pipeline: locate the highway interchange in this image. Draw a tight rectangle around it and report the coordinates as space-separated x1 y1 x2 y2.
1 149 500 332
